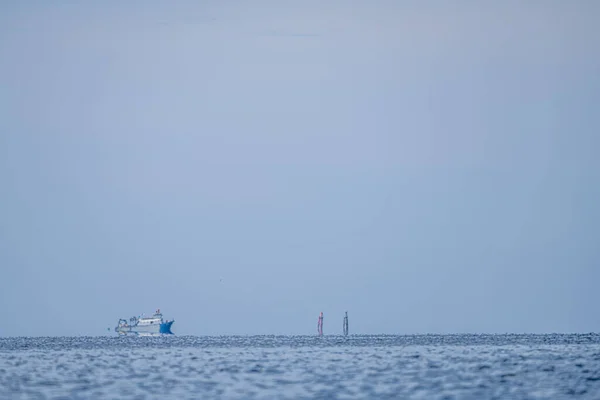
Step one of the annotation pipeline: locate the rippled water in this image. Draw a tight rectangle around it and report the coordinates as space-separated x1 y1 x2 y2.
1 334 599 399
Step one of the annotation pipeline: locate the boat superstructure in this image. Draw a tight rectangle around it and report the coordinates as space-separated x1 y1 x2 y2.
115 309 174 336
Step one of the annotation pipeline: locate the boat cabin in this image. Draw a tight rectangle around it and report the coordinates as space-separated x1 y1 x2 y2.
136 310 163 326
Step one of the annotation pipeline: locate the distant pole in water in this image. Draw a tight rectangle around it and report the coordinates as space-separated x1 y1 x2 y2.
343 311 349 336
317 312 323 336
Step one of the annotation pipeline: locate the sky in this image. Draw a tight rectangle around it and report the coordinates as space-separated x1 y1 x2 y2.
1 0 599 336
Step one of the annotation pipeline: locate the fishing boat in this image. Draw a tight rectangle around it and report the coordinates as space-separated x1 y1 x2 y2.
114 309 174 336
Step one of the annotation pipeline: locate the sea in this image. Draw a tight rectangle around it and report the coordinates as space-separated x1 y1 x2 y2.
1 334 599 399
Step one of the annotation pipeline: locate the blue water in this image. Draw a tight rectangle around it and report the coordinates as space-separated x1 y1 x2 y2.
1 334 599 399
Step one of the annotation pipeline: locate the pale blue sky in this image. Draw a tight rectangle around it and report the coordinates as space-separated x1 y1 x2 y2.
1 1 599 336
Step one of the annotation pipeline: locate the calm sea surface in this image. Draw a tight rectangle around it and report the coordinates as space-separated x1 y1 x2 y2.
1 334 599 399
